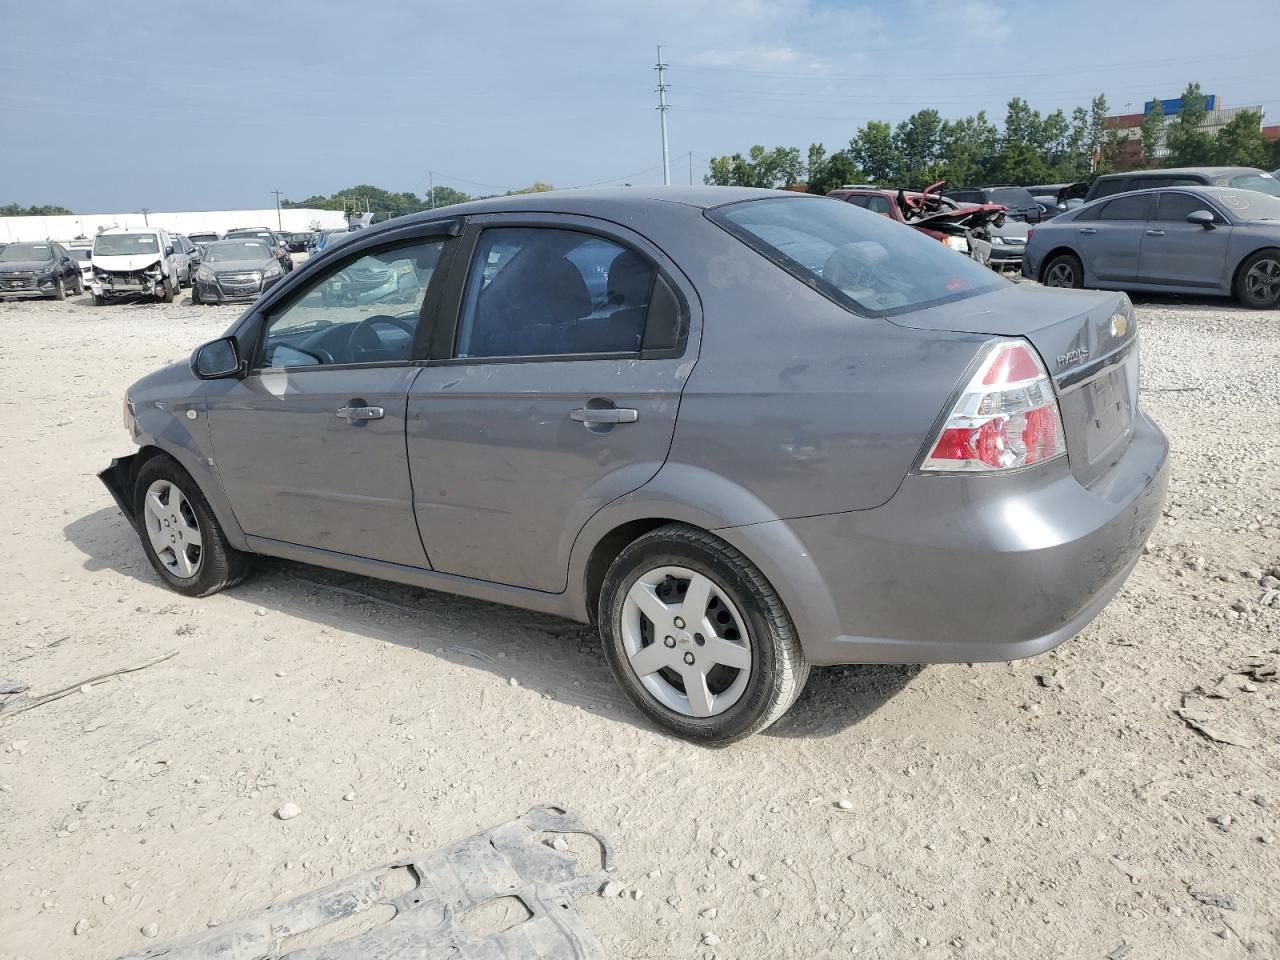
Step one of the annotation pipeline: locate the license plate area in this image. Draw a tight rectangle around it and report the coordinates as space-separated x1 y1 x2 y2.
1060 347 1138 486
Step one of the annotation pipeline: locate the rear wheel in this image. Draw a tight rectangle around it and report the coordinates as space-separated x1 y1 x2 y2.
134 455 250 597
1234 250 1280 308
598 524 808 742
1042 252 1083 289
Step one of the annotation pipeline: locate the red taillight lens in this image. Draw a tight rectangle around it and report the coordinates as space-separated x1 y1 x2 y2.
920 339 1066 472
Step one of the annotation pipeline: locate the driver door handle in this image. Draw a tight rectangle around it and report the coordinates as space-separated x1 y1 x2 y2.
1145 229 1166 237
336 405 384 421
571 407 638 424
1078 227 1097 235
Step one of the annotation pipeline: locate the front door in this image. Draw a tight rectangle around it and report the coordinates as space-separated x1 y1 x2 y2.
1137 192 1233 288
407 218 696 592
206 233 452 567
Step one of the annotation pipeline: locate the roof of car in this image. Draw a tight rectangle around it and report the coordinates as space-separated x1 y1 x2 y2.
1106 166 1261 178
97 226 163 235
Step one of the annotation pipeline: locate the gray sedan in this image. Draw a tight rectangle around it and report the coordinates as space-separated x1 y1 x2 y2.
1023 186 1280 308
191 238 285 305
100 187 1168 741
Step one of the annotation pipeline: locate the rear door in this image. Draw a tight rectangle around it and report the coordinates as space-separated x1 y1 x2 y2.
406 214 697 592
205 227 457 567
1079 193 1154 282
1137 191 1233 288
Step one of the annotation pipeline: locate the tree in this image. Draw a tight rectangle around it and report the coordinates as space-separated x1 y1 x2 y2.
1165 82 1214 166
0 203 73 216
1213 110 1272 168
508 181 555 195
805 143 860 195
704 145 803 188
427 186 472 208
1139 97 1165 169
892 109 944 186
937 111 1000 187
1086 95 1111 173
847 122 903 185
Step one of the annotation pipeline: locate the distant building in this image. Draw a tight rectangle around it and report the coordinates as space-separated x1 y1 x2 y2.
1103 96 1268 171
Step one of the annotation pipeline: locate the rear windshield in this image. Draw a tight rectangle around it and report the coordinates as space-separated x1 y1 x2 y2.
1225 173 1280 198
984 187 1038 208
0 242 53 262
1215 190 1280 220
189 233 217 242
69 249 92 261
94 233 159 256
205 240 271 262
710 196 1005 317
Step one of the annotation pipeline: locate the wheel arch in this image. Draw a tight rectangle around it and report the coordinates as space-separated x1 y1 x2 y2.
1230 245 1280 300
125 442 250 552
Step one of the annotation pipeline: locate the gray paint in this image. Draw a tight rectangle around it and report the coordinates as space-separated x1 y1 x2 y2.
1024 185 1280 298
107 186 1169 667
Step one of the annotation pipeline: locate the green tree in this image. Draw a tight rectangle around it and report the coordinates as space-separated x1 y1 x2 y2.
704 145 803 188
1086 95 1111 173
848 121 903 184
508 181 555 194
805 143 860 195
1212 110 1272 168
937 111 1000 187
0 203 74 216
992 141 1048 185
892 109 944 186
1165 82 1214 166
1139 97 1165 169
427 186 473 207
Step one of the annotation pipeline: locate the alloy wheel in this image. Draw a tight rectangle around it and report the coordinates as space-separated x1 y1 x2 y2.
1044 262 1075 287
620 566 752 718
143 479 203 579
1244 257 1280 304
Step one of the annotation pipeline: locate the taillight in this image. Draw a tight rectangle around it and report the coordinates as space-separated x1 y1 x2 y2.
919 339 1066 472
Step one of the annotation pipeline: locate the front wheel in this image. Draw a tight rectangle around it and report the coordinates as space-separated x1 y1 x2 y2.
160 277 175 303
191 282 202 305
134 455 251 597
72 275 84 295
598 524 809 742
1234 250 1280 308
1042 252 1083 289
52 277 66 301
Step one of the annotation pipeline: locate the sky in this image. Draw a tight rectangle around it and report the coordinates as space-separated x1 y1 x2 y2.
2 0 1277 213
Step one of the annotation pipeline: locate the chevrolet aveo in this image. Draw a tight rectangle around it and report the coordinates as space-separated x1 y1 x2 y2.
102 187 1168 741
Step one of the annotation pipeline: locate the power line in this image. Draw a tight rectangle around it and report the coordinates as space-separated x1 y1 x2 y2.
655 45 671 186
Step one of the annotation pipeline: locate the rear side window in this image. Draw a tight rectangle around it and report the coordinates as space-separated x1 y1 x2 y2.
710 196 1004 317
1091 178 1130 199
456 228 659 359
1098 194 1154 221
1155 193 1215 222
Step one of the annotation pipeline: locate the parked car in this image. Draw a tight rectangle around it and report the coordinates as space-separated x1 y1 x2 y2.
169 234 201 288
226 227 293 271
1023 186 1280 308
187 231 221 248
190 238 284 305
827 185 1005 263
67 244 95 288
0 240 84 299
309 228 356 254
100 187 1168 741
286 231 314 252
1084 167 1280 202
987 218 1030 268
89 227 183 304
943 185 1043 223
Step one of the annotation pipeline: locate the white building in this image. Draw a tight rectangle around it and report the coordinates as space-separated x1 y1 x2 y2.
0 208 347 244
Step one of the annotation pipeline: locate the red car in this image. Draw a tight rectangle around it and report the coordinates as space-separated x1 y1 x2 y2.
828 183 1006 263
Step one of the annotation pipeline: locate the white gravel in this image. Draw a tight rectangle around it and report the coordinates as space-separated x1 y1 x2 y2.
0 289 1277 958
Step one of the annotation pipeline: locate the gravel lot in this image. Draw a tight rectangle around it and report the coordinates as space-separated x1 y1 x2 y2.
0 288 1277 959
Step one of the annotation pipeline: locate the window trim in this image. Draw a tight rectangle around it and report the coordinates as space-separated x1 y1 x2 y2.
247 233 457 373
430 215 691 366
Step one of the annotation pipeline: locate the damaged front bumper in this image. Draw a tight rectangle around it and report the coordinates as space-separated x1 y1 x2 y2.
90 267 166 299
99 454 139 530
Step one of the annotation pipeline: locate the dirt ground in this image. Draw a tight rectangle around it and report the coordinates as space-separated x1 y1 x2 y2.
0 286 1277 960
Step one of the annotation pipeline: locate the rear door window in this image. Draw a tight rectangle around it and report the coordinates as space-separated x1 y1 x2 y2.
455 228 659 359
1098 194 1154 221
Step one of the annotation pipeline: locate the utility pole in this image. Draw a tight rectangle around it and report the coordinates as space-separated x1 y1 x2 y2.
271 189 283 231
428 171 435 210
655 45 671 186
688 151 693 186
140 208 150 226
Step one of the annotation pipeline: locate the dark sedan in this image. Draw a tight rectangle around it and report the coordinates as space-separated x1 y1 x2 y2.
225 228 294 272
0 240 84 300
191 238 284 305
1023 186 1280 308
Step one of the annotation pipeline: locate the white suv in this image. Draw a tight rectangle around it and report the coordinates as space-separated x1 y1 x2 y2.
89 228 184 304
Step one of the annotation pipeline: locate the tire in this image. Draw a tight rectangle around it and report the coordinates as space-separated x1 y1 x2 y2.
72 275 84 295
598 523 809 742
191 282 201 305
93 293 105 306
133 454 251 598
1234 249 1280 309
53 277 66 301
1042 252 1083 289
160 276 175 303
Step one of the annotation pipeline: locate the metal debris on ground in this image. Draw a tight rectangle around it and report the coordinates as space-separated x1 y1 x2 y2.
0 651 178 721
1105 943 1132 960
1189 889 1238 911
115 805 615 960
1174 694 1260 748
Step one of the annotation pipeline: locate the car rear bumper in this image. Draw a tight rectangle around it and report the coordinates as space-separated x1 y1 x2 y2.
719 410 1169 666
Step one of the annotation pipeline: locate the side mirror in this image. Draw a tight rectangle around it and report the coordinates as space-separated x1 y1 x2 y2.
1186 209 1216 229
192 337 244 379
165 246 175 256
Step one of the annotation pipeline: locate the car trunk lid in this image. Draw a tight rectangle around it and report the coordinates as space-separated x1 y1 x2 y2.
889 283 1139 486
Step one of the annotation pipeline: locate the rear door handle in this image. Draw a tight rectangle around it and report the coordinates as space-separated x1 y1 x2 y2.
336 405 384 421
1078 227 1097 235
1145 229 1166 237
571 407 638 424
